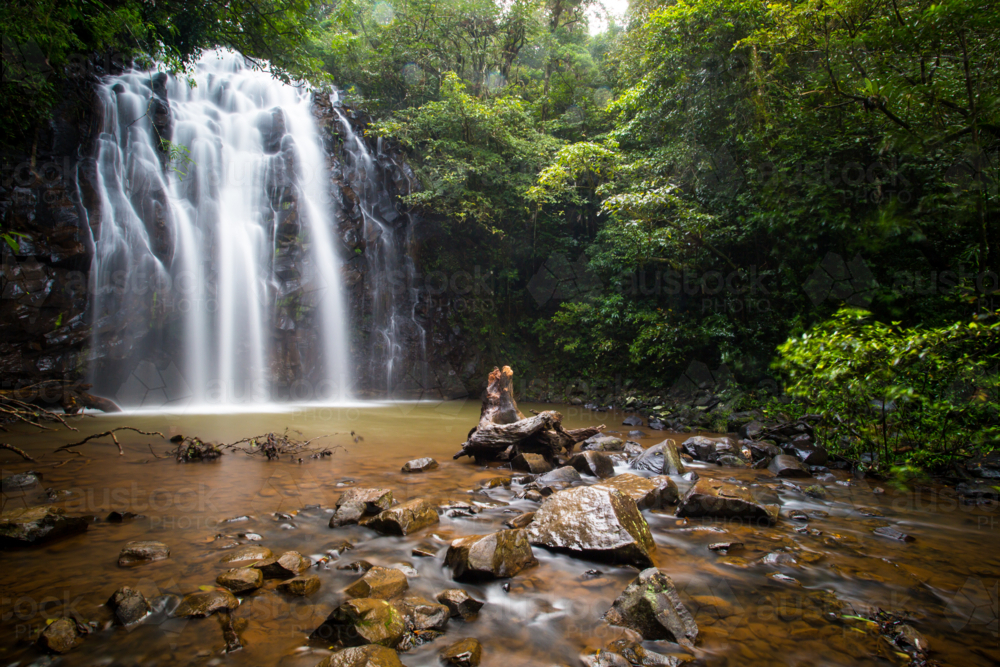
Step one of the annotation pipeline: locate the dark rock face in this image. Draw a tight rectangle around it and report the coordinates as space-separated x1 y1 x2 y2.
311 598 406 647
604 568 698 646
0 505 87 546
526 486 656 567
401 457 438 473
38 617 85 654
118 540 169 566
216 567 264 593
445 529 537 581
568 451 615 479
316 645 407 667
768 454 812 478
107 586 150 625
966 451 1000 479
361 499 439 536
175 589 239 617
255 551 312 579
511 453 553 474
278 574 322 596
345 566 409 599
631 441 685 475
1 472 40 491
675 479 778 523
440 637 483 666
792 444 829 466
436 589 484 620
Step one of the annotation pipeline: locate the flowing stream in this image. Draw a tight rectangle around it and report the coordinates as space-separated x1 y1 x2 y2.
87 51 350 407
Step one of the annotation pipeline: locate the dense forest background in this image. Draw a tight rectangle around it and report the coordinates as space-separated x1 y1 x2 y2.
1 0 998 473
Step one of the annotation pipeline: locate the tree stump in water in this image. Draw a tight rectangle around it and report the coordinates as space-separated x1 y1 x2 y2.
454 366 604 463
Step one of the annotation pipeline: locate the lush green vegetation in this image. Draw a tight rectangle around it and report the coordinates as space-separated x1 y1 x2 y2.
3 0 997 471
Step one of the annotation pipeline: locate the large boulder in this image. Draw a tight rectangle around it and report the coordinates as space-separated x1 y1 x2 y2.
568 451 615 479
603 568 698 646
118 540 170 566
360 499 439 536
526 486 656 567
107 586 151 625
595 473 679 510
0 506 87 546
631 441 685 475
444 529 537 580
768 454 811 478
675 479 778 523
511 453 553 474
345 566 409 599
175 589 239 617
315 645 407 667
311 598 406 647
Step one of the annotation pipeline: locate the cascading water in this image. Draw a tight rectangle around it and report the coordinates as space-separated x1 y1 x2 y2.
331 99 427 395
87 51 351 407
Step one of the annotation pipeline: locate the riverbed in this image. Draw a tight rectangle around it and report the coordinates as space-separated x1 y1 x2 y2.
1 401 997 666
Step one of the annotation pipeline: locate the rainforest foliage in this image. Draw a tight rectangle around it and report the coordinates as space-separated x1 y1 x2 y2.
3 0 997 469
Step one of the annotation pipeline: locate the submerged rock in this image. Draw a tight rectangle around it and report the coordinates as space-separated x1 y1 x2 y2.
0 505 87 546
37 617 85 654
602 638 683 666
604 568 698 646
526 486 655 567
311 598 405 647
175 589 239 617
361 499 439 536
511 453 553 474
768 455 811 478
219 544 273 564
107 586 151 625
118 540 170 566
675 479 778 523
440 637 482 666
254 551 311 579
345 565 409 599
436 589 484 620
402 457 439 473
1 471 40 492
278 574 322 596
595 473 679 509
445 528 537 580
216 567 264 593
316 644 407 667
568 451 615 479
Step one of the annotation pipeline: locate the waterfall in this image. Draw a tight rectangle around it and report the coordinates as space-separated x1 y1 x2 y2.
87 51 351 407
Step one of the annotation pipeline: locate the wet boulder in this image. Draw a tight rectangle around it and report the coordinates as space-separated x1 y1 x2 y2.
278 574 322 596
254 551 311 579
401 457 438 473
118 540 169 566
581 435 625 452
219 544 273 564
337 488 394 514
631 440 685 475
316 644 407 667
745 440 781 462
345 566 409 599
361 499 439 536
538 466 583 485
445 529 537 581
504 511 535 529
675 479 778 523
107 586 151 626
311 598 406 648
526 486 655 567
436 589 484 620
595 473 678 509
511 453 553 474
175 589 239 617
392 595 450 631
331 502 367 528
216 567 264 594
768 455 811 478
792 444 829 466
37 617 85 654
0 505 87 546
568 451 615 479
604 568 698 646
440 637 482 666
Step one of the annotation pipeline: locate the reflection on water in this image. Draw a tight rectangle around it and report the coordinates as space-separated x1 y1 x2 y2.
1 402 997 666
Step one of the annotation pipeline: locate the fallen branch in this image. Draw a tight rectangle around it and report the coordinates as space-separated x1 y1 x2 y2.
54 428 165 456
0 442 36 462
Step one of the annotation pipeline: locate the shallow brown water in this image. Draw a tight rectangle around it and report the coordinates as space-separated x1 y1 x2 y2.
1 401 998 667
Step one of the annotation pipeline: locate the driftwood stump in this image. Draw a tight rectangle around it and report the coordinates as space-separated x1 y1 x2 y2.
454 366 604 462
